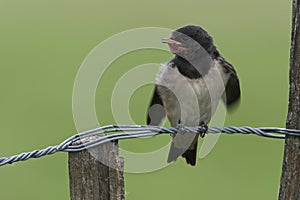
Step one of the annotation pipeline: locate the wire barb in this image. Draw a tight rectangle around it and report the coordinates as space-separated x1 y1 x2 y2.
1 125 300 166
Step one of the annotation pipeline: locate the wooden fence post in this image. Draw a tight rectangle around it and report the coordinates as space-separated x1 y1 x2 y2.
278 0 300 199
68 139 125 200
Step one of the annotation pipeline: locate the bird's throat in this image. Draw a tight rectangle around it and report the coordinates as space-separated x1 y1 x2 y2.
172 55 212 79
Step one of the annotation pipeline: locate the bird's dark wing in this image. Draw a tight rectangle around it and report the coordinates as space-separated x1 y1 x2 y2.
147 86 166 125
218 57 241 107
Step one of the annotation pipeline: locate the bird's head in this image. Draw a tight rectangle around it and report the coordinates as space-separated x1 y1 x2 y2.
162 25 216 60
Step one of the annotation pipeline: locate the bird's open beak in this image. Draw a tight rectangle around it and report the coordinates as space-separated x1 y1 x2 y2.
161 38 182 45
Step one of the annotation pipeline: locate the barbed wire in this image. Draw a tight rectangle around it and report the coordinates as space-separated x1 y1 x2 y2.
1 125 300 167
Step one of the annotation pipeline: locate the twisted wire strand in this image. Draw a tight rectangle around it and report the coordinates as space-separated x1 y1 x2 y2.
1 125 300 166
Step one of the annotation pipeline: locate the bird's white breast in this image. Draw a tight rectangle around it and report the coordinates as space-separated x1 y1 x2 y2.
156 62 229 127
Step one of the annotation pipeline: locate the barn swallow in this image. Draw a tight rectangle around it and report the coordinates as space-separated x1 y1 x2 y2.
147 25 241 166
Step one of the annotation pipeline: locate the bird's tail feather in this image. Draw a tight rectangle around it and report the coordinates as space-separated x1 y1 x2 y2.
167 142 186 163
167 138 198 166
182 146 197 166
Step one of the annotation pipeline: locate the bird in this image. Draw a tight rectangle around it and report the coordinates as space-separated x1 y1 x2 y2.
146 25 241 166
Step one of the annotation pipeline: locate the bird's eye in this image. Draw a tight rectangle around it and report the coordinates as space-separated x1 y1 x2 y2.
183 36 189 41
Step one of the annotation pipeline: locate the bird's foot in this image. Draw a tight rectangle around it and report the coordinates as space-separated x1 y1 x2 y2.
198 123 208 138
176 123 186 135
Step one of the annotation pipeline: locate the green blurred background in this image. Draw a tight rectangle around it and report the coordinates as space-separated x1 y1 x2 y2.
0 0 291 199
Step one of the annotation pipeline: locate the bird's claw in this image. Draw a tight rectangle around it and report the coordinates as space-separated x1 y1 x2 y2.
198 124 208 138
176 123 186 135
